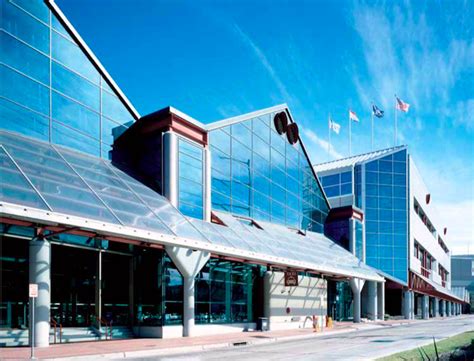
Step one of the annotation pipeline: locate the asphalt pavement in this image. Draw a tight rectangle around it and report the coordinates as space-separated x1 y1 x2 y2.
126 316 474 361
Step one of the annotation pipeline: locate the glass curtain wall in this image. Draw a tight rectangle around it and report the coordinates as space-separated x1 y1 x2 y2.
0 236 29 329
320 171 352 198
195 259 261 324
1 0 134 158
177 137 204 219
360 150 408 282
209 113 328 231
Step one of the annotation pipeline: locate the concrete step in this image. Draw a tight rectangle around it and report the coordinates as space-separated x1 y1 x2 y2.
0 329 29 347
51 327 99 344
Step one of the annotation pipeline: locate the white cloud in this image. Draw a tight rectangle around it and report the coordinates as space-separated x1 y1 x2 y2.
303 128 344 161
351 1 474 132
439 200 474 255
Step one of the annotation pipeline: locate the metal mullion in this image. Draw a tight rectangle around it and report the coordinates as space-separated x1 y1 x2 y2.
1 63 50 90
1 29 50 58
0 145 53 211
103 162 178 237
50 144 124 225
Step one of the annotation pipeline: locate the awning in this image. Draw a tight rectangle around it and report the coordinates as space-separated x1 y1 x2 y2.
0 131 382 282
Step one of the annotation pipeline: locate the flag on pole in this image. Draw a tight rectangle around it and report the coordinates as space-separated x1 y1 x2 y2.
372 104 384 118
349 110 360 122
395 96 410 112
328 118 341 134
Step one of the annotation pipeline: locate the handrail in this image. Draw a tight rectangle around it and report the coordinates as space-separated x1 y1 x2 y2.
50 318 62 344
95 316 112 340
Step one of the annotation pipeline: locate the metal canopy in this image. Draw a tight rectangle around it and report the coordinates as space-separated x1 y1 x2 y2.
0 131 382 282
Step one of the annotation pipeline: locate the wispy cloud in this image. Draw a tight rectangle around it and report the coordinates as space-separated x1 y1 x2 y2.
303 129 344 160
439 200 474 255
350 1 474 132
232 24 292 102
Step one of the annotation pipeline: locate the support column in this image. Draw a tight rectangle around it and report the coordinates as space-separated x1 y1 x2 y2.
447 301 451 316
422 295 429 320
377 282 385 320
411 291 415 319
204 146 212 222
433 297 439 317
441 299 446 317
95 251 102 325
350 278 365 323
166 246 210 337
403 290 412 320
366 281 378 321
29 239 51 348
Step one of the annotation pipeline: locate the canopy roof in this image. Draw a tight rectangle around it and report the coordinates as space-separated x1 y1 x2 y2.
0 131 382 282
314 145 407 173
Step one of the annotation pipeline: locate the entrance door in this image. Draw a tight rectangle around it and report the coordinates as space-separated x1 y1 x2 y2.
101 252 131 326
51 245 96 326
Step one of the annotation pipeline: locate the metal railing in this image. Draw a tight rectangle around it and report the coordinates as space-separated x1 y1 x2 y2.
95 317 112 340
50 318 62 344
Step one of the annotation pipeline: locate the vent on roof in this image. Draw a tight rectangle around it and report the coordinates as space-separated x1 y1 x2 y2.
286 123 299 145
273 112 288 134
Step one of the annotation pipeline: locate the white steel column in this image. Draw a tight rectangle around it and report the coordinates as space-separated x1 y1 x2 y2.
350 278 365 323
422 295 429 319
403 290 412 319
204 146 212 222
162 131 178 207
166 246 210 337
433 297 439 317
377 282 385 320
29 239 51 347
410 291 415 319
367 281 378 321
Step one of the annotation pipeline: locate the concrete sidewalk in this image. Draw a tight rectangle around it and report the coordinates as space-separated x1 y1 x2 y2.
0 319 416 360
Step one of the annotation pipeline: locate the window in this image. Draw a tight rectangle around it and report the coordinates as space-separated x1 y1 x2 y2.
178 138 204 219
195 259 260 324
208 112 329 230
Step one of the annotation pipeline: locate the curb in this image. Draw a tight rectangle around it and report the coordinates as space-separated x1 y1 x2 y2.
43 322 408 361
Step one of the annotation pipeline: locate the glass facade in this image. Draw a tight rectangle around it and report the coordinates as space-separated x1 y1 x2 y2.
209 113 329 232
177 137 204 219
357 149 408 282
320 171 352 198
1 0 134 158
195 259 261 324
355 220 364 261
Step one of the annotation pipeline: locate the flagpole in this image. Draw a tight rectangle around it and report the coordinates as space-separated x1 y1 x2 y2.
371 107 374 151
328 114 331 161
349 111 352 156
394 96 398 146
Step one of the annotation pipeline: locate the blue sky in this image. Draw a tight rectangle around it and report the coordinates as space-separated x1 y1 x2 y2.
58 0 473 254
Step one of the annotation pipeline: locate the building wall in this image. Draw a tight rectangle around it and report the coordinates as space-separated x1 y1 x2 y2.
263 272 327 330
361 150 409 284
1 0 134 159
409 158 451 289
208 112 329 232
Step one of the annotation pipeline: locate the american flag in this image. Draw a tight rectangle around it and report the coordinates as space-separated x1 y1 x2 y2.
396 96 410 112
349 110 360 122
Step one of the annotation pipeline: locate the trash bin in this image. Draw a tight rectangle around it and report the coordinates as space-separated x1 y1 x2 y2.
257 317 269 331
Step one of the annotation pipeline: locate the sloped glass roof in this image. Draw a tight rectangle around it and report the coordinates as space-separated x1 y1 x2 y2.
214 211 380 281
0 131 381 281
0 131 206 241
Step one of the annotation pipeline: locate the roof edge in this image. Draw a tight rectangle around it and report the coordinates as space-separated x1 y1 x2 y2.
205 103 288 131
46 0 140 121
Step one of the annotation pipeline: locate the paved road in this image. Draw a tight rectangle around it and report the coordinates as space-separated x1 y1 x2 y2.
128 316 474 361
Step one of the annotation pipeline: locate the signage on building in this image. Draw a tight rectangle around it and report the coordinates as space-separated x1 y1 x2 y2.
285 270 299 286
29 284 38 298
